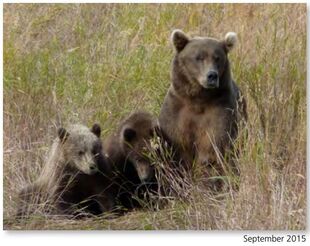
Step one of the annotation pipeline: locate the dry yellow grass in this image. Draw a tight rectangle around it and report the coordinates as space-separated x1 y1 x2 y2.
3 3 306 230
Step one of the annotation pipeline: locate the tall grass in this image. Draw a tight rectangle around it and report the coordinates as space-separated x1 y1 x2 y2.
3 3 306 230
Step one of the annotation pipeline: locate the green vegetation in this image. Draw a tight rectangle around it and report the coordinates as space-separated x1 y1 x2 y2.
3 3 306 230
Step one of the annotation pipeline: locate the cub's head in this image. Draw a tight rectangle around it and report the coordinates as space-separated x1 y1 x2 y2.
171 29 237 89
58 124 103 175
119 112 159 183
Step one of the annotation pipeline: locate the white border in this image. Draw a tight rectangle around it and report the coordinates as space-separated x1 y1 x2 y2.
1 1 309 246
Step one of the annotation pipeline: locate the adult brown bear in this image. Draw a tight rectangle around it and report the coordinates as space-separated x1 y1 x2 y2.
159 30 247 182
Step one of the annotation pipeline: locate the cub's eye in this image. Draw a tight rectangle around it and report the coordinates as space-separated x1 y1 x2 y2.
78 151 85 156
195 54 204 61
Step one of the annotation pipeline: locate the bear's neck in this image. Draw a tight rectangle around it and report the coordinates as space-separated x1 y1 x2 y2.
171 56 233 104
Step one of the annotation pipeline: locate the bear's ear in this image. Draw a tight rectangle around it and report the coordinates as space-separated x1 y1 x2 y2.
171 29 190 52
58 127 69 142
223 32 237 52
91 123 101 138
123 127 136 143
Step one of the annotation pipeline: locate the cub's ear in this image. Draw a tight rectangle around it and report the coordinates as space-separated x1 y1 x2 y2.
122 127 136 143
223 32 237 52
91 123 101 138
58 127 69 142
171 29 190 52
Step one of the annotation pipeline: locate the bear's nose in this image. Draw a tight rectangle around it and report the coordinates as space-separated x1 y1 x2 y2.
90 164 97 171
207 71 218 82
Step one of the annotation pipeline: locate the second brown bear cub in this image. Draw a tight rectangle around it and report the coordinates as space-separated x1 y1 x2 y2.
104 111 160 209
159 30 247 177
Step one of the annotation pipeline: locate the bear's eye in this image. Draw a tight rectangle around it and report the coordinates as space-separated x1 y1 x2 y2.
214 55 220 63
78 151 85 156
195 54 204 61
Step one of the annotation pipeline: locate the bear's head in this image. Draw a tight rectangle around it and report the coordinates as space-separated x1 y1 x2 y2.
119 112 159 183
171 29 237 90
58 124 103 175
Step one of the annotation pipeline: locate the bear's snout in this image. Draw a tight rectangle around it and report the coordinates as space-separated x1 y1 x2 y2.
206 70 219 88
134 161 154 183
89 163 97 172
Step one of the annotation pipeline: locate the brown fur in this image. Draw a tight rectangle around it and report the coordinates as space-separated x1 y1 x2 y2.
17 124 115 218
159 30 247 180
104 111 159 209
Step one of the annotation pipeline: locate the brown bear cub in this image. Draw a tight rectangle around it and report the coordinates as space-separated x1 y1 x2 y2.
104 111 161 209
159 30 247 185
17 124 115 218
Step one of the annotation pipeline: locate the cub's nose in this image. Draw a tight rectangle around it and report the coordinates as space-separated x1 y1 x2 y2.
207 71 218 82
89 164 97 172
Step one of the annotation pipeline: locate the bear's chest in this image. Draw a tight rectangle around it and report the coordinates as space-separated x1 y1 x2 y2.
177 103 230 151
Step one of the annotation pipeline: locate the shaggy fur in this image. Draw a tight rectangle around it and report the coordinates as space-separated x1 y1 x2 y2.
104 111 160 209
17 124 115 218
159 30 247 184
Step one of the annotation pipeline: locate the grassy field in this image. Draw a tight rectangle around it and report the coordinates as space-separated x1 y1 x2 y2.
3 3 306 230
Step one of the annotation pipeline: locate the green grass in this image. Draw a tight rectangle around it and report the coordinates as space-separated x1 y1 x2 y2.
3 3 306 230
